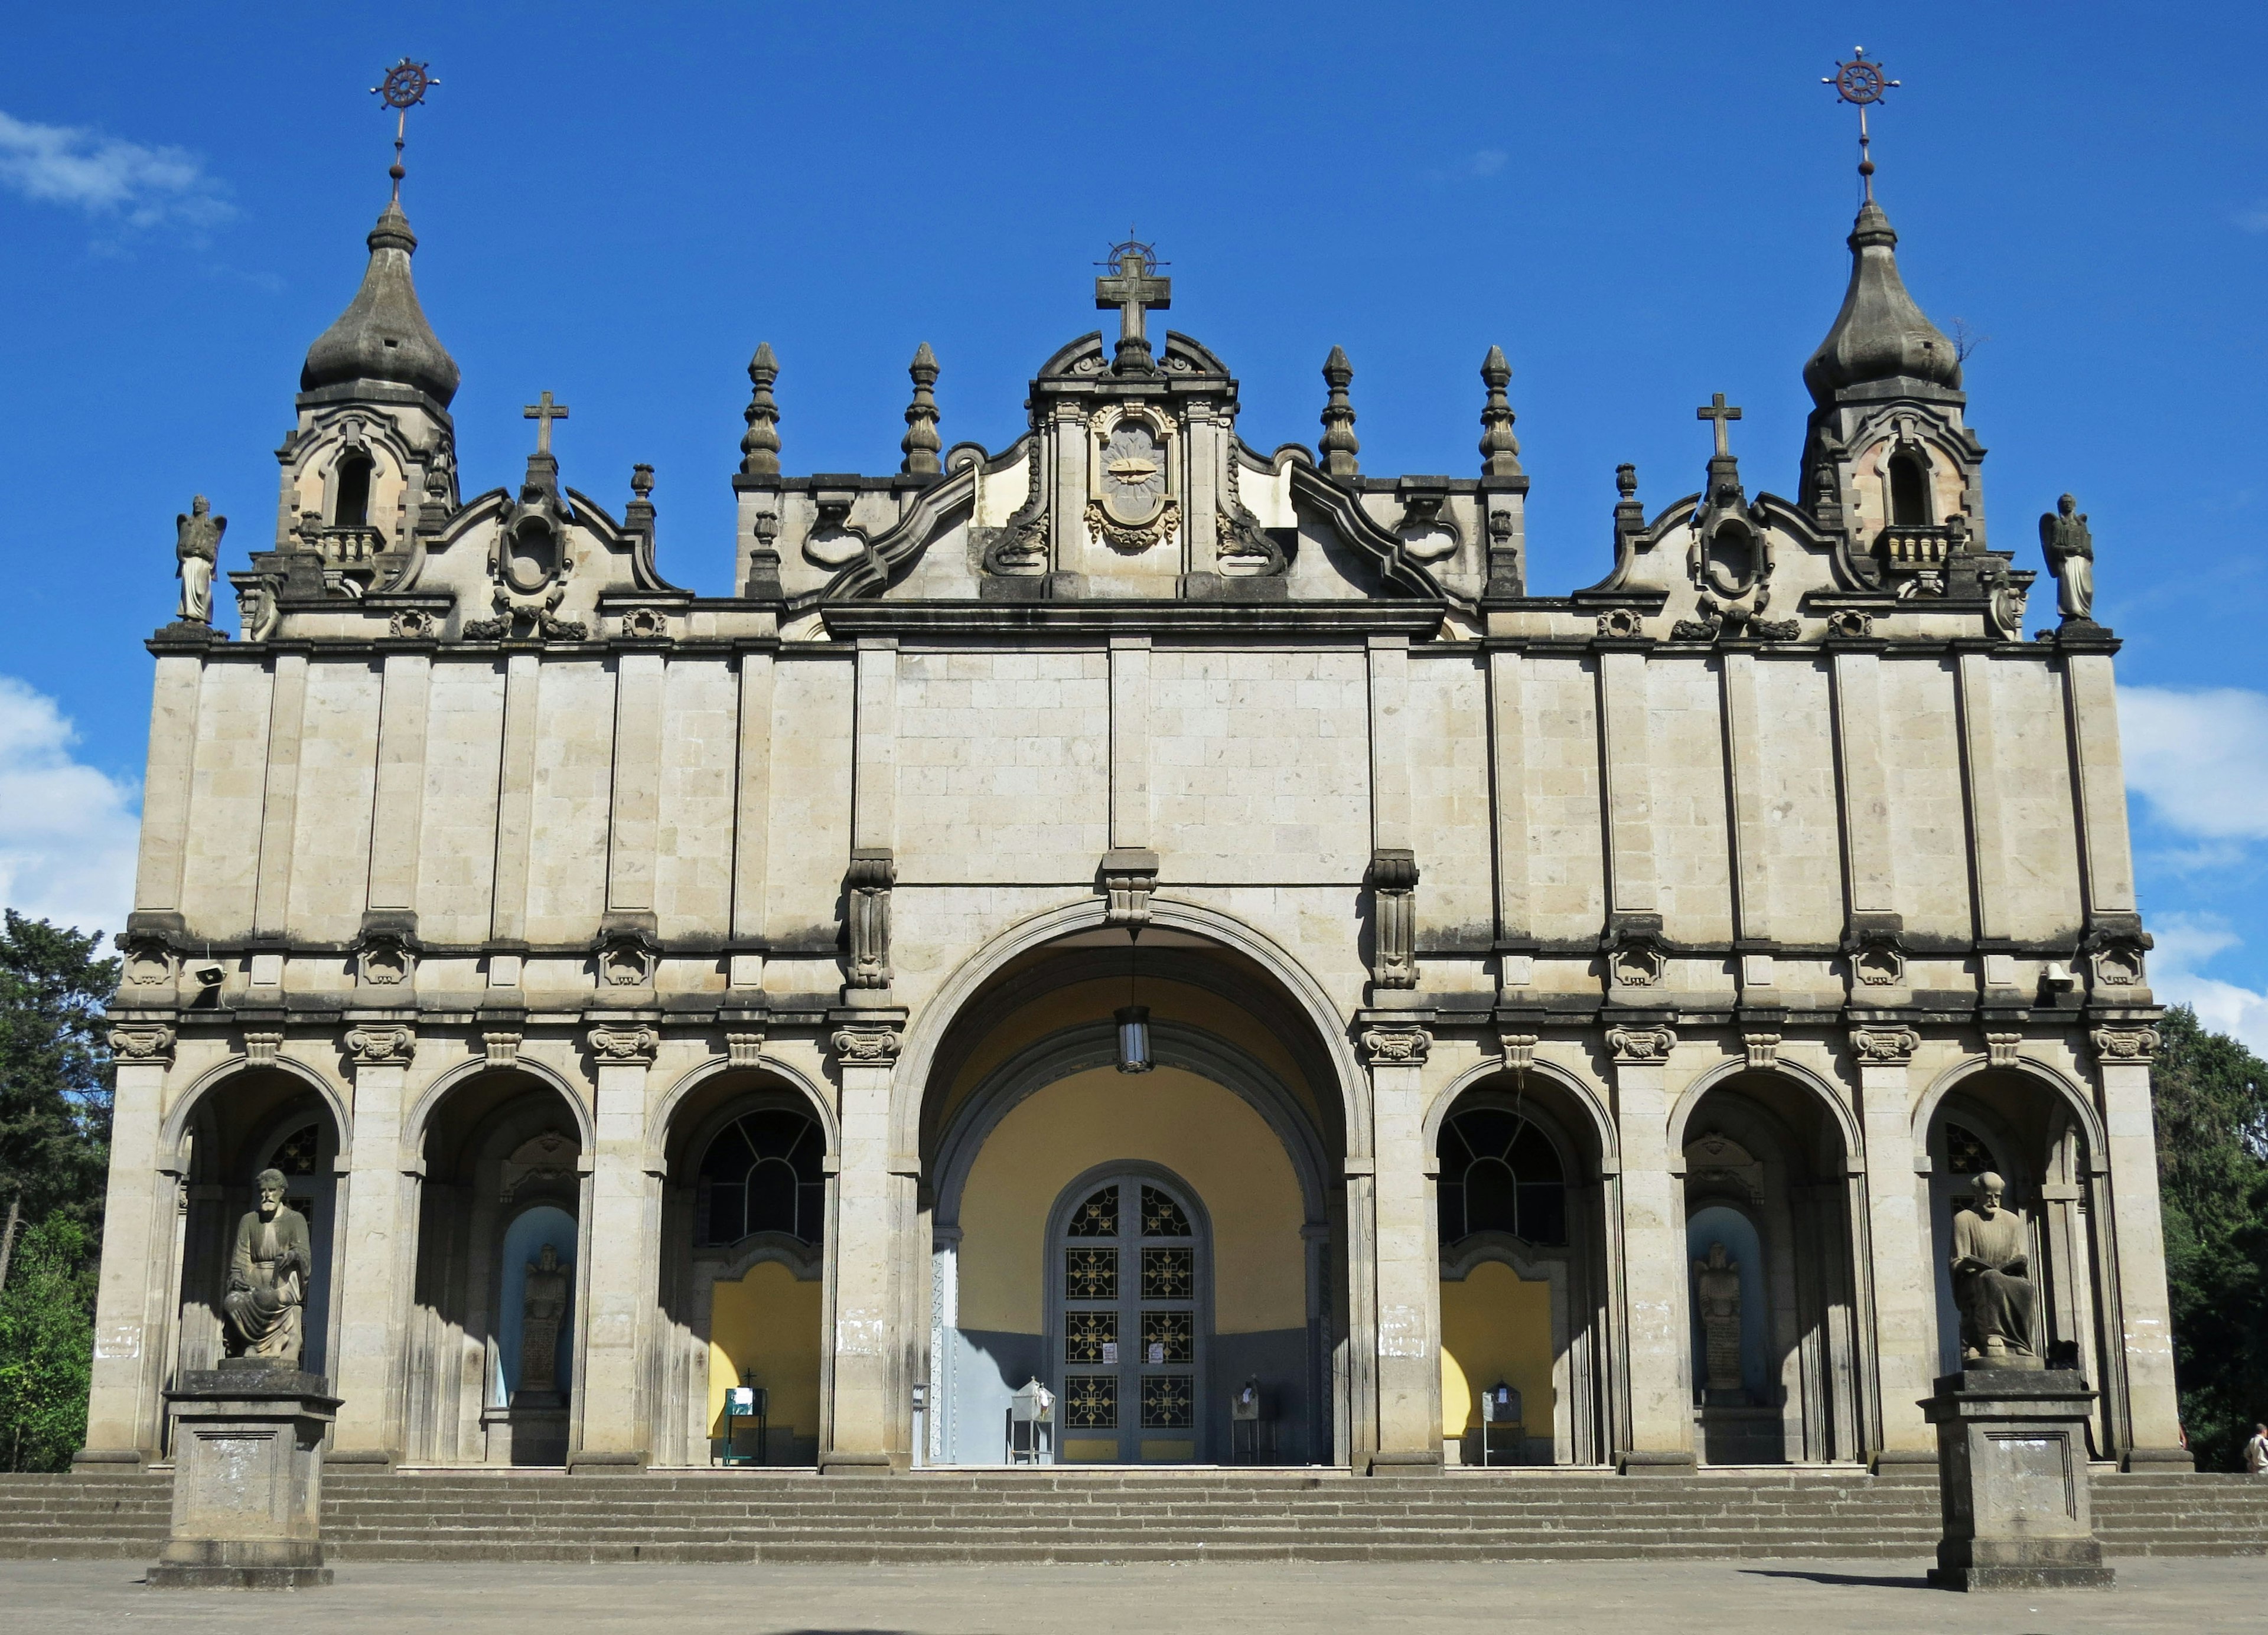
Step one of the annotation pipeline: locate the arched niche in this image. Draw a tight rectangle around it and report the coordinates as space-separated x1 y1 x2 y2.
397 1068 585 1467
913 923 1347 1468
165 1063 347 1414
650 1063 836 1470
1675 1070 1866 1466
1431 1073 1611 1467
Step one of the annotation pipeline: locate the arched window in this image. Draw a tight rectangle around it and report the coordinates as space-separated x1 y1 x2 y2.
333 453 373 528
1887 452 1930 526
1942 1121 1993 1176
697 1109 825 1246
1439 1108 1566 1246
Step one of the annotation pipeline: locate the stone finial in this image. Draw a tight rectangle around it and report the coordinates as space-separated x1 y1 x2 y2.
1318 346 1360 479
901 342 942 477
1478 346 1521 477
741 342 781 477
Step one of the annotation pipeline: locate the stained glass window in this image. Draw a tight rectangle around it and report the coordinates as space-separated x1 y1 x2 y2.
1141 1246 1192 1301
696 1108 827 1247
1065 1246 1118 1301
1140 1186 1191 1238
1945 1122 1992 1175
1140 1374 1194 1429
1068 1186 1119 1238
1140 1310 1192 1364
1065 1310 1116 1364
1437 1108 1568 1246
1064 1375 1117 1428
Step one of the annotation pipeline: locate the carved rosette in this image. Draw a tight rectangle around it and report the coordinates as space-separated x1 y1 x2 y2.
1605 1026 1677 1064
726 1030 767 1070
107 1022 177 1065
2090 1027 2161 1064
344 1024 416 1066
1849 1025 1921 1065
588 1024 659 1065
830 1026 902 1065
1360 1026 1431 1067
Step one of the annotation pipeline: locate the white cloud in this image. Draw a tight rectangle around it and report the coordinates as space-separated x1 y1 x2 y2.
1468 149 1508 178
2149 912 2268 1057
2119 685 2268 841
0 108 233 232
0 676 141 940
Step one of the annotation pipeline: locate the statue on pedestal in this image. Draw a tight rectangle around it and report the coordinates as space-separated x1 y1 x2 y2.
1692 1241 1745 1403
2037 494 2094 624
1950 1171 2039 1366
175 496 226 625
223 1168 312 1365
516 1242 569 1402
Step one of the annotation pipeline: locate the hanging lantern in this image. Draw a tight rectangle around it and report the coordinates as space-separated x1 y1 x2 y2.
1116 1003 1153 1074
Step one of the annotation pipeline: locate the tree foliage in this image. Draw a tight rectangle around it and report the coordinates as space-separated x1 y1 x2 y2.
0 911 118 1235
2150 1004 2268 1472
0 1218 96 1471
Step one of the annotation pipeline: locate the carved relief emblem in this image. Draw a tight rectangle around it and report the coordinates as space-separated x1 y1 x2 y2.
1086 407 1180 552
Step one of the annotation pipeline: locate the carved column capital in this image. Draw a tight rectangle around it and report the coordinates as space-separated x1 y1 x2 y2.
726 1029 767 1069
344 1024 417 1066
1498 1033 1539 1075
1849 1024 1920 1065
1984 1031 2023 1069
830 1025 902 1064
1360 1024 1430 1067
107 1022 177 1065
1743 1032 1781 1072
1100 847 1161 930
243 1029 285 1068
483 1031 522 1068
587 1024 659 1065
2090 1026 2161 1064
1605 1025 1677 1064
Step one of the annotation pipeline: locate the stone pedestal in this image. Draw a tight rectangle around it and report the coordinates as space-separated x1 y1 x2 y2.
1922 1367 2112 1591
482 1395 569 1467
149 1359 338 1590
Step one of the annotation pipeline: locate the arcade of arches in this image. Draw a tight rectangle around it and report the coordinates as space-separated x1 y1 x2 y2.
86 921 2184 1476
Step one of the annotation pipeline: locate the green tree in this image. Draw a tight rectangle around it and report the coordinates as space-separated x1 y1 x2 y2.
0 1217 97 1471
0 911 118 1238
2150 1004 2268 1472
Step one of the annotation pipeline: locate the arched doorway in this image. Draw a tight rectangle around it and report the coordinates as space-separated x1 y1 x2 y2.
400 1068 585 1466
1433 1076 1610 1466
650 1065 835 1468
1048 1167 1210 1463
1677 1072 1864 1465
918 926 1344 1466
168 1066 346 1410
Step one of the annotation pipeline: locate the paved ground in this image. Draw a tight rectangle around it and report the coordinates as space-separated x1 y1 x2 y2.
1 1557 2263 1632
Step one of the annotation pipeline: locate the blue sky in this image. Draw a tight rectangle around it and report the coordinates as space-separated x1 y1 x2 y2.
2 2 2263 1045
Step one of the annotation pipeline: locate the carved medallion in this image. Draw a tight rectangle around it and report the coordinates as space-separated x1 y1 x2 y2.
1086 408 1180 552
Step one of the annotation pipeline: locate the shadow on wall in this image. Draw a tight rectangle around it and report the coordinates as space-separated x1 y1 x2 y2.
708 1261 822 1464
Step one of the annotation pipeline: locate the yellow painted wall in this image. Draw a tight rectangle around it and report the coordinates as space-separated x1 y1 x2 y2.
1439 1261 1553 1437
706 1261 822 1445
956 1065 1305 1336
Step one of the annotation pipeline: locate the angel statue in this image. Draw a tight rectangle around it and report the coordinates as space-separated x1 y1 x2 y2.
175 495 227 624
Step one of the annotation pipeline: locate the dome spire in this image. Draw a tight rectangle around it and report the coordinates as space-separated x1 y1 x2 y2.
300 60 458 406
1803 50 1959 405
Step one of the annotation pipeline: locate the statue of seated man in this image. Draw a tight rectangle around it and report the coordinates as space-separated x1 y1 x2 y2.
1950 1171 2038 1366
223 1167 314 1365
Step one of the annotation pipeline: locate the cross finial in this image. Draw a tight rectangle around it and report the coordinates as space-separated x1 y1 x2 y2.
1823 47 1899 203
523 391 571 456
370 58 439 206
1094 237 1171 373
1696 393 1742 458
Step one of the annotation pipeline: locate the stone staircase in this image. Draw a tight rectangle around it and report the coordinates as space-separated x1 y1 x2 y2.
2 1467 2260 1565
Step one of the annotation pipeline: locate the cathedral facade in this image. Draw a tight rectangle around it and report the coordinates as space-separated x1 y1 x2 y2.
82 165 2184 1479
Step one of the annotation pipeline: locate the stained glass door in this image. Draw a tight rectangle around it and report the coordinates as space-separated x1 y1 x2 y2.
1055 1176 1203 1462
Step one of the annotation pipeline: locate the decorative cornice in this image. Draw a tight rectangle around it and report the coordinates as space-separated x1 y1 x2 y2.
344 1024 416 1066
107 1022 176 1065
1605 1025 1677 1063
2090 1026 2161 1063
1849 1024 1920 1064
588 1024 659 1065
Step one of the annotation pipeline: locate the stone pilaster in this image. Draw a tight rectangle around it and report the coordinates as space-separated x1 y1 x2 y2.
1849 1024 1936 1461
1359 1017 1439 1470
80 1026 178 1462
825 1016 907 1470
2090 1024 2188 1464
576 1024 660 1467
330 1024 418 1459
1606 1024 1692 1470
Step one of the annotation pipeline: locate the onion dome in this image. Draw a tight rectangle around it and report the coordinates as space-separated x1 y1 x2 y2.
299 201 460 406
1803 200 1960 405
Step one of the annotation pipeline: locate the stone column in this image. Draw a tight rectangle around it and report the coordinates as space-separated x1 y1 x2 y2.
2091 1026 2188 1464
1485 649 1532 990
132 653 205 926
1607 1025 1692 1470
80 1024 180 1463
250 652 308 944
365 650 431 921
575 1024 659 1468
487 651 543 983
825 1017 905 1470
1360 1019 1439 1471
728 649 775 991
330 1025 418 1460
1849 1024 1937 1464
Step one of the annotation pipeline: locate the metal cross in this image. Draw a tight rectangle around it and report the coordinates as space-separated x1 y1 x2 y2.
1696 393 1742 458
1095 239 1171 354
523 391 571 456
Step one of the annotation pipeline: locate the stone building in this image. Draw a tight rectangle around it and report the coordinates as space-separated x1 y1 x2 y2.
82 156 2183 1480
